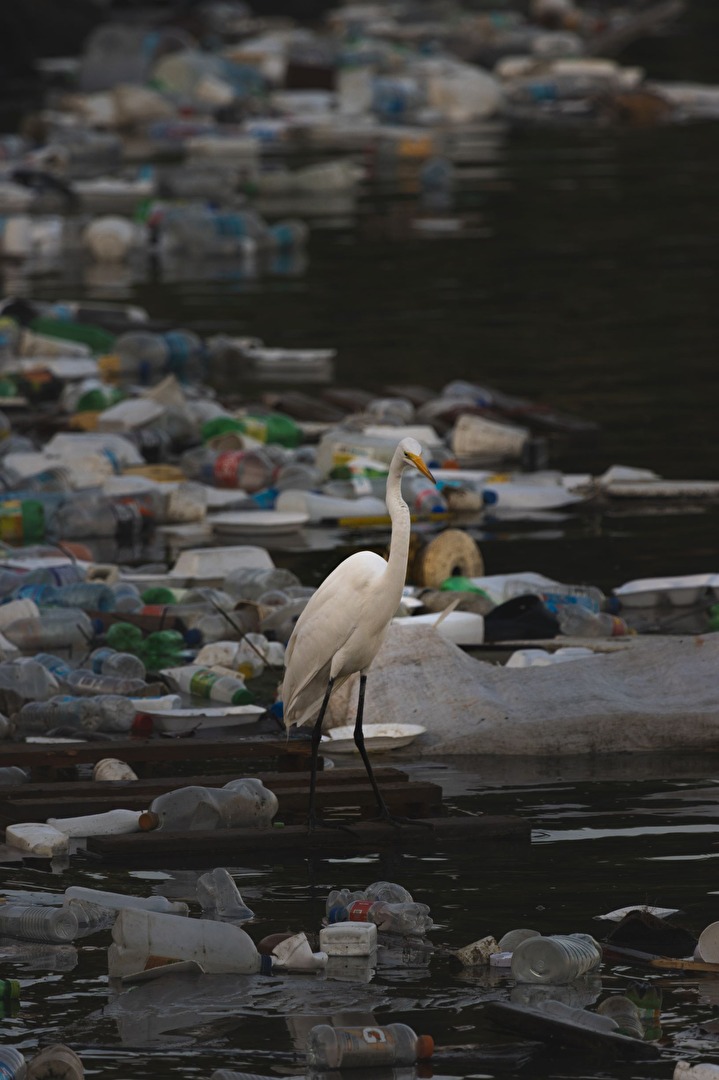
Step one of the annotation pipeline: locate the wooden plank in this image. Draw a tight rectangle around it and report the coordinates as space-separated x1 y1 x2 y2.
602 943 719 973
484 1002 660 1061
0 736 313 778
86 815 529 860
0 766 409 802
0 780 443 823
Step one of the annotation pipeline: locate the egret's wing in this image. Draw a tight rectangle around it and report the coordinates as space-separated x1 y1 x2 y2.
282 552 385 727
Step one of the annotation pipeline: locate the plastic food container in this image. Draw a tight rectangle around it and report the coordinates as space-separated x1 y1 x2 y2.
319 922 378 956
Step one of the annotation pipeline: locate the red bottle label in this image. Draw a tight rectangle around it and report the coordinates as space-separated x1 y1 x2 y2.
346 900 374 922
214 450 244 488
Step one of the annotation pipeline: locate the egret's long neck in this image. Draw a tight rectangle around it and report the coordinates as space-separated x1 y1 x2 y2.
384 454 410 601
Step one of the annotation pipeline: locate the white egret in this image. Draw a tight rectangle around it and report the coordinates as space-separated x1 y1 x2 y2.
282 437 435 828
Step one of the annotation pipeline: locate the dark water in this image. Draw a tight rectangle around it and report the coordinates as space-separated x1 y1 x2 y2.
3 2 719 1077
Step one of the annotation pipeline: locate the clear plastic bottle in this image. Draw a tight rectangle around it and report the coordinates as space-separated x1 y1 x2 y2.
363 881 415 904
140 778 278 831
64 899 117 937
0 905 79 944
160 664 254 705
402 474 447 516
110 582 144 613
64 669 147 697
181 446 276 493
223 566 300 601
511 933 602 984
14 695 136 735
0 659 59 700
196 867 254 921
558 606 630 638
49 496 156 540
596 994 644 1038
306 1023 434 1069
34 653 74 681
89 647 146 680
326 897 432 936
0 1047 27 1079
14 582 116 612
26 1044 84 1080
0 766 28 786
3 609 94 651
64 886 188 917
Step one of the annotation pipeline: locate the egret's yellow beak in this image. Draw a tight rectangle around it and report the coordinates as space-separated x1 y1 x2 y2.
407 452 436 485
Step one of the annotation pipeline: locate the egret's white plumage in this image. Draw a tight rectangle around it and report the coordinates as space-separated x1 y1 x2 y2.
281 437 435 825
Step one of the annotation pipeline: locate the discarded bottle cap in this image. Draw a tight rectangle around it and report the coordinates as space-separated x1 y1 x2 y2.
138 811 160 831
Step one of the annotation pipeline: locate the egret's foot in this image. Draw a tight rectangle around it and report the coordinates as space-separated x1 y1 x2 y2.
307 812 356 835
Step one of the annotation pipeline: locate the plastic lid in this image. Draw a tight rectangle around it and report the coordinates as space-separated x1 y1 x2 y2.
138 810 160 831
417 1035 434 1059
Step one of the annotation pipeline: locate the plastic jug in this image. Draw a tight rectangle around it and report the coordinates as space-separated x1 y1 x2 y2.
107 908 271 977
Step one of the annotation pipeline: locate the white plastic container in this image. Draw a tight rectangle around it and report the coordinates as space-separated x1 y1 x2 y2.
107 908 271 977
82 216 138 262
47 809 145 837
675 1065 719 1079
392 611 484 645
5 823 69 857
64 886 189 917
319 922 378 957
92 758 139 782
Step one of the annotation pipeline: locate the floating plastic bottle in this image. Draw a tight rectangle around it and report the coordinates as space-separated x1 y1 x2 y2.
26 1044 84 1080
0 498 46 543
140 779 278 831
511 933 602 983
107 907 272 978
64 886 188 917
306 1023 434 1069
181 446 276 493
196 868 254 921
326 895 432 936
596 994 644 1038
0 1046 27 1079
0 905 79 944
14 695 136 735
14 582 117 612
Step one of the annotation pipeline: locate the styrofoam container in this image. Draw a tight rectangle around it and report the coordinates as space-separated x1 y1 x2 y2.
319 922 377 956
392 611 484 645
5 822 69 857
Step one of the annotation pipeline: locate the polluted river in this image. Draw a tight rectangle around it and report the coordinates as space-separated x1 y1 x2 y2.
0 1 719 1079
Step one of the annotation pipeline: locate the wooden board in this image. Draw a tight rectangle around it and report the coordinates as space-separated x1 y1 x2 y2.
0 779 444 825
0 736 313 778
602 943 719 973
0 766 409 802
86 815 529 861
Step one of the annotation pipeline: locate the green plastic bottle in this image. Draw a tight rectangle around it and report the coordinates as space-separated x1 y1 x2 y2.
29 316 116 355
0 499 45 543
106 622 145 656
240 412 302 448
141 586 179 605
201 416 245 443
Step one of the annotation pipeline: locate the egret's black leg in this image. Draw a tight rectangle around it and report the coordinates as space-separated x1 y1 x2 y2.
307 680 355 833
354 675 433 830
